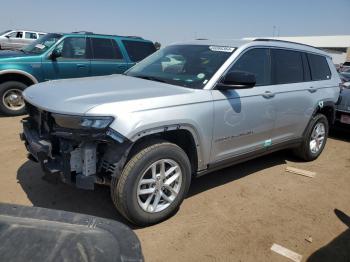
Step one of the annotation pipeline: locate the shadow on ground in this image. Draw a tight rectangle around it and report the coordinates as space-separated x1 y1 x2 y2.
330 125 350 143
15 128 348 227
16 150 294 226
307 209 350 262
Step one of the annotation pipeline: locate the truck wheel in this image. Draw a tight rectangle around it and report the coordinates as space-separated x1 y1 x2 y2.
0 81 27 116
111 140 191 226
293 114 328 161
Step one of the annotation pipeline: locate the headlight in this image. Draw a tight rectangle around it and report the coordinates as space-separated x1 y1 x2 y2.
53 114 114 130
80 117 114 129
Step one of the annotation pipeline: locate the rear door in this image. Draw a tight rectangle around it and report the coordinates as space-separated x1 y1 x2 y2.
89 37 129 76
268 48 315 144
42 36 90 80
23 32 38 47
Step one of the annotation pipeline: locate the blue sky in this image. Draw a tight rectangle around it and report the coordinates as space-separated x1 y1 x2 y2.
1 0 349 45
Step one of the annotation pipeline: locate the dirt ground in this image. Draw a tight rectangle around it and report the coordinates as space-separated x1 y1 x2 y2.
0 116 349 262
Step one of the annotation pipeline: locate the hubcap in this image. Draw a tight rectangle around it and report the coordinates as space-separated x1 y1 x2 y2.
137 159 182 213
309 122 326 154
2 89 25 111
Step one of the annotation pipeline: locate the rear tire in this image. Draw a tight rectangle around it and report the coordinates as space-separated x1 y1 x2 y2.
0 81 27 116
111 140 191 226
293 114 328 161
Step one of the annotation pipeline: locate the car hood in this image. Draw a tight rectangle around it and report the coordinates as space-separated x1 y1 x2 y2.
0 50 33 58
23 74 198 115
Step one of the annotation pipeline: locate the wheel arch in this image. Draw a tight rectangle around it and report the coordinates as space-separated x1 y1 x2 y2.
0 70 38 86
127 125 203 175
313 100 336 125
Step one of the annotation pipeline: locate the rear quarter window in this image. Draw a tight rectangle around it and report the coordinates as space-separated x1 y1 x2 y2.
307 53 331 81
122 40 156 62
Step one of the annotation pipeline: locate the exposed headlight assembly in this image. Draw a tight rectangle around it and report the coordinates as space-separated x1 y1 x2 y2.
53 114 114 130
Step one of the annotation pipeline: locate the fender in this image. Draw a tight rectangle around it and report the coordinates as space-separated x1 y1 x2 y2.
129 123 205 171
0 69 39 84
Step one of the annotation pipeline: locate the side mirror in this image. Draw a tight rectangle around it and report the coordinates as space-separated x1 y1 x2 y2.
216 71 256 90
50 49 61 60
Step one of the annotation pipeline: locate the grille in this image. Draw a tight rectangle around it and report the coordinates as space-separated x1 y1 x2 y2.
26 103 54 136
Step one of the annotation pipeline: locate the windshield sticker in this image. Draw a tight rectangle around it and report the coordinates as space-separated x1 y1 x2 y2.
209 46 235 53
197 73 205 79
35 44 46 49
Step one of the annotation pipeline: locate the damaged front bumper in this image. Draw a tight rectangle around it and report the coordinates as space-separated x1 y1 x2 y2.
20 108 131 190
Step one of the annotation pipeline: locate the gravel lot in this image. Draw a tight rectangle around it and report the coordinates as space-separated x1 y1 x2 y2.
0 116 349 262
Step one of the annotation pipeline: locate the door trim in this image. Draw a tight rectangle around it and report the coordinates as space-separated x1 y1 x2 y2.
197 138 301 177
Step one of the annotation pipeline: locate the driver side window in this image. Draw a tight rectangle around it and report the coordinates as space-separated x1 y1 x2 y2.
55 37 87 59
8 31 23 39
227 48 271 86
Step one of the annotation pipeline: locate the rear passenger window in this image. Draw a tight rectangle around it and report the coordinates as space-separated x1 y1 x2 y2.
272 49 304 84
25 32 37 39
122 40 156 62
228 48 271 86
91 38 123 60
307 53 331 81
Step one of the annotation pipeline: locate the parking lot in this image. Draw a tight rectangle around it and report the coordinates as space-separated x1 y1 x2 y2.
0 115 348 261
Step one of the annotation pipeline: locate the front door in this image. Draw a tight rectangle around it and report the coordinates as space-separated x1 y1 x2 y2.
89 37 129 76
42 36 90 80
210 48 276 163
3 31 24 49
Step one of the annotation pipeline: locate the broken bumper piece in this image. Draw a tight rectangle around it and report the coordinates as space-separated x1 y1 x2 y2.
20 118 130 190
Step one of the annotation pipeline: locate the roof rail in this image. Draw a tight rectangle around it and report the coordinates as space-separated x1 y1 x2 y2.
72 31 94 34
124 36 144 39
253 38 318 49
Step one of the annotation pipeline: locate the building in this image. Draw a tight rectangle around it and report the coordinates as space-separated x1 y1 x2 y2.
243 35 350 65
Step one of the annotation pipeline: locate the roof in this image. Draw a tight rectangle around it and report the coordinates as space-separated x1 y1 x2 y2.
12 29 46 33
244 35 350 48
174 38 330 57
179 39 250 47
65 31 146 40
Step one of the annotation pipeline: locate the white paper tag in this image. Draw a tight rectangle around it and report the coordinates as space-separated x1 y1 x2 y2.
209 46 235 53
35 44 46 49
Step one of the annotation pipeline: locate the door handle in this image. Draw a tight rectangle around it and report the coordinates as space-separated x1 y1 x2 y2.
117 65 128 70
262 91 275 99
77 64 86 68
308 86 317 93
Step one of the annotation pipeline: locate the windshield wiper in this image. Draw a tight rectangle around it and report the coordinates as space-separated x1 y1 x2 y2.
132 75 168 84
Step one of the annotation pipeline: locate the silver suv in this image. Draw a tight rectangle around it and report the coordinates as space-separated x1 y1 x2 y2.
0 30 46 50
21 39 340 225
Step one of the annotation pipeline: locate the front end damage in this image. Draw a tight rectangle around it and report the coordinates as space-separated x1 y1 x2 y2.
20 103 131 190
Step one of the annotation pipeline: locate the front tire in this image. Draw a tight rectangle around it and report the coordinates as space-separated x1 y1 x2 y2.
0 81 27 116
111 141 191 226
293 114 329 161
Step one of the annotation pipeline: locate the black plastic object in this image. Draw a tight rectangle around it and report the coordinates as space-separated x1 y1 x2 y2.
0 203 143 262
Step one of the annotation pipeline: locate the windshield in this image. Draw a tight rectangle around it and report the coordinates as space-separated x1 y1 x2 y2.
23 33 62 54
125 45 235 89
0 30 11 36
